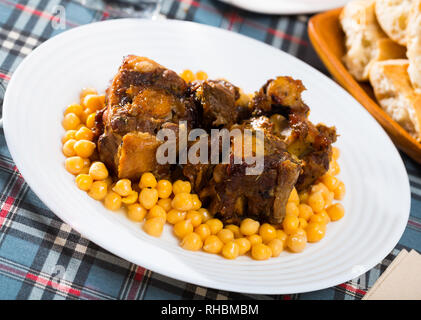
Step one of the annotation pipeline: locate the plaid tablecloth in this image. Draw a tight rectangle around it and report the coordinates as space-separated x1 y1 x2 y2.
0 0 420 300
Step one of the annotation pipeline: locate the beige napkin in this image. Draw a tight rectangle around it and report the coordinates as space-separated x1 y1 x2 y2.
363 249 421 300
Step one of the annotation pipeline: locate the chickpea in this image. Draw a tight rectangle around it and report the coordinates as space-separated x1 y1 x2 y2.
282 215 300 235
217 229 234 244
276 230 288 245
112 179 132 197
104 191 122 211
127 203 147 222
139 172 157 189
171 193 193 211
247 234 263 246
298 203 313 221
206 219 223 235
222 241 240 260
65 156 84 175
89 162 109 180
180 69 195 82
203 235 223 254
225 224 242 239
86 113 96 129
326 203 345 221
328 160 340 176
157 198 172 212
198 208 212 223
156 179 172 199
79 87 97 102
333 181 346 200
64 104 83 118
268 238 284 257
75 126 94 141
190 194 202 210
235 238 251 255
251 244 272 260
306 222 326 243
286 232 307 253
143 217 165 237
88 181 107 200
321 174 339 192
298 217 308 229
186 210 202 227
195 224 211 241
173 220 193 239
139 188 158 209
172 180 191 194
62 139 77 157
146 205 167 220
318 210 331 224
83 94 104 111
180 232 203 251
308 191 325 213
240 218 260 236
73 140 96 158
75 173 93 191
309 213 326 224
166 209 187 225
259 223 277 243
61 130 77 144
62 113 80 130
121 191 138 205
195 71 208 80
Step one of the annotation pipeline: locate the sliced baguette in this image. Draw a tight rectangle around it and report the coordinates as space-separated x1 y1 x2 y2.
375 0 413 46
369 59 421 142
406 0 421 93
340 0 387 81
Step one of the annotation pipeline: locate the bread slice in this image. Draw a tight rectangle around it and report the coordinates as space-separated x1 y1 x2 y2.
406 0 421 93
340 0 387 81
369 59 421 142
366 38 407 74
375 0 413 46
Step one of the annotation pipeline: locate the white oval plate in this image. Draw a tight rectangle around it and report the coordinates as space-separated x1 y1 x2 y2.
3 19 410 294
217 0 352 15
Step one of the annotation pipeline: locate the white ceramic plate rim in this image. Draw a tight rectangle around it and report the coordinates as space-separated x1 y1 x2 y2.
3 18 411 294
217 0 351 15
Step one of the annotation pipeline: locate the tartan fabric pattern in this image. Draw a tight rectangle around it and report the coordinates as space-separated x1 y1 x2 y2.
0 0 420 300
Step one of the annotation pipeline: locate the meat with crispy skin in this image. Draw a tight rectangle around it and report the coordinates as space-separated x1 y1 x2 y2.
95 55 196 179
251 76 337 191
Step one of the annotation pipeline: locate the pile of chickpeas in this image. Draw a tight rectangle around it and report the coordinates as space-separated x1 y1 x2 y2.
61 84 345 261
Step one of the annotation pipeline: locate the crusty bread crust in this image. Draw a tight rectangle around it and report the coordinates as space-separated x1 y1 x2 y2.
406 0 421 93
340 0 387 81
375 0 413 46
369 59 421 141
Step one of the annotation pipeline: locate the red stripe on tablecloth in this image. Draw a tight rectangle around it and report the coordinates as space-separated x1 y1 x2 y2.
243 20 308 46
127 266 145 299
0 0 79 27
226 11 243 31
338 283 366 296
0 72 11 81
408 218 421 230
0 196 15 228
25 272 81 296
176 0 308 46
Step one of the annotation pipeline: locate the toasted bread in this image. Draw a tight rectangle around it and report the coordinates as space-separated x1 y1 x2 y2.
369 59 421 142
406 0 421 93
375 0 413 46
340 0 387 81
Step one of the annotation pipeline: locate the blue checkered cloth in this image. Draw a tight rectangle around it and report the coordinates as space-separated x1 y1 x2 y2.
0 0 420 300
